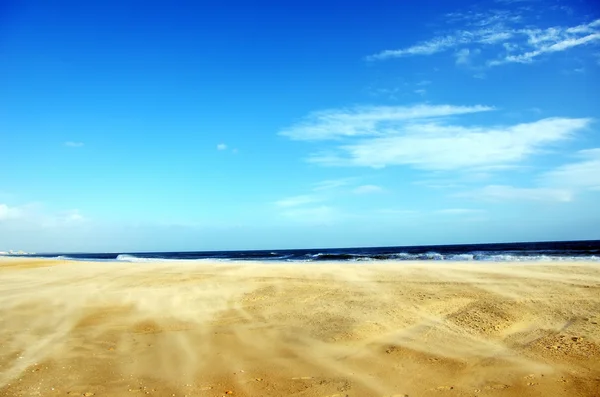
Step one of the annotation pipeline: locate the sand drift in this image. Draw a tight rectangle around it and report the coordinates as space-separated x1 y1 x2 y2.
1 258 599 396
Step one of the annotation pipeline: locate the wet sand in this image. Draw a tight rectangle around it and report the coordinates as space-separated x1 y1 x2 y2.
1 258 599 397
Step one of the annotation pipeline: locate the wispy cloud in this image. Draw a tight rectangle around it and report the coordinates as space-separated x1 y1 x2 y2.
455 48 472 65
312 178 354 191
0 203 87 226
376 209 419 216
454 149 600 203
462 185 574 202
540 148 600 191
63 209 85 222
280 104 493 141
275 179 380 223
366 5 600 68
436 208 486 215
274 195 322 208
490 26 600 66
0 204 22 221
65 141 84 147
353 185 384 194
217 143 228 150
413 179 465 189
367 34 473 60
281 104 591 171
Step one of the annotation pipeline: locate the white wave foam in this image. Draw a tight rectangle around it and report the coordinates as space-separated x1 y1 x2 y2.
114 254 234 263
446 254 475 261
388 252 600 262
115 254 161 263
38 252 600 263
476 254 600 262
53 255 84 261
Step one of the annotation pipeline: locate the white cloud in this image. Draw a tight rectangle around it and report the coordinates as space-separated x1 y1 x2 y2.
274 195 322 208
436 208 486 214
366 8 600 68
0 204 22 221
491 30 600 65
312 178 353 191
446 9 523 28
414 89 427 96
279 104 493 141
367 34 470 60
63 210 85 222
463 185 574 202
303 115 590 170
413 179 465 189
540 148 600 191
376 209 419 216
217 143 228 150
353 185 384 194
0 202 87 229
455 48 471 65
453 149 600 204
65 141 84 147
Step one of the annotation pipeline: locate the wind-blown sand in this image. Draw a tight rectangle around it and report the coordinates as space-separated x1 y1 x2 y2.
1 258 599 397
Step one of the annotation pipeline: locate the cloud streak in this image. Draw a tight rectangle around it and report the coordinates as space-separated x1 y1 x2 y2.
366 9 600 67
280 104 493 141
274 195 322 208
436 208 486 215
540 148 600 191
0 203 86 229
353 185 384 194
462 185 574 202
0 204 22 221
281 104 591 171
456 149 600 203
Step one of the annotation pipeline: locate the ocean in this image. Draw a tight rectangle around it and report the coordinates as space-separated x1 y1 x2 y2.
11 239 600 262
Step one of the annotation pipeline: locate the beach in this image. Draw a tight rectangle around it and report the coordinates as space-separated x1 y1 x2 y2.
1 258 599 397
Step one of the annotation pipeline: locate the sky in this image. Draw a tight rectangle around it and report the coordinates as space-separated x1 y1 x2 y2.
1 0 600 252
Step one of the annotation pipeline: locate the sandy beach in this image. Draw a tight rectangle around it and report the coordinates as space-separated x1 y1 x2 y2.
0 258 599 397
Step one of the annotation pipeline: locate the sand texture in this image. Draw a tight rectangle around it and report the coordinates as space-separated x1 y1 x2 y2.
1 258 599 397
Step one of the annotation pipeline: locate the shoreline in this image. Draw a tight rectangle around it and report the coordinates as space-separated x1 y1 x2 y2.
1 258 599 396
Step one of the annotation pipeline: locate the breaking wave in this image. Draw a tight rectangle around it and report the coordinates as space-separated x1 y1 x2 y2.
17 240 600 263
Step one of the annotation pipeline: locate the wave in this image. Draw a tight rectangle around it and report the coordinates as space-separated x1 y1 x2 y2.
115 254 174 263
23 242 600 263
114 254 237 263
116 252 600 262
301 252 600 262
55 255 76 260
49 255 114 262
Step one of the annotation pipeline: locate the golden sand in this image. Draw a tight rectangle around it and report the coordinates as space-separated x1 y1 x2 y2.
1 258 599 396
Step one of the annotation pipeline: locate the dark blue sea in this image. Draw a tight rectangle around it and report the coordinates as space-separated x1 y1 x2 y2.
14 240 600 262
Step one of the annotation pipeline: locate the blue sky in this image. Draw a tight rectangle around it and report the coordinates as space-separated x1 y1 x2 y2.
1 0 600 252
